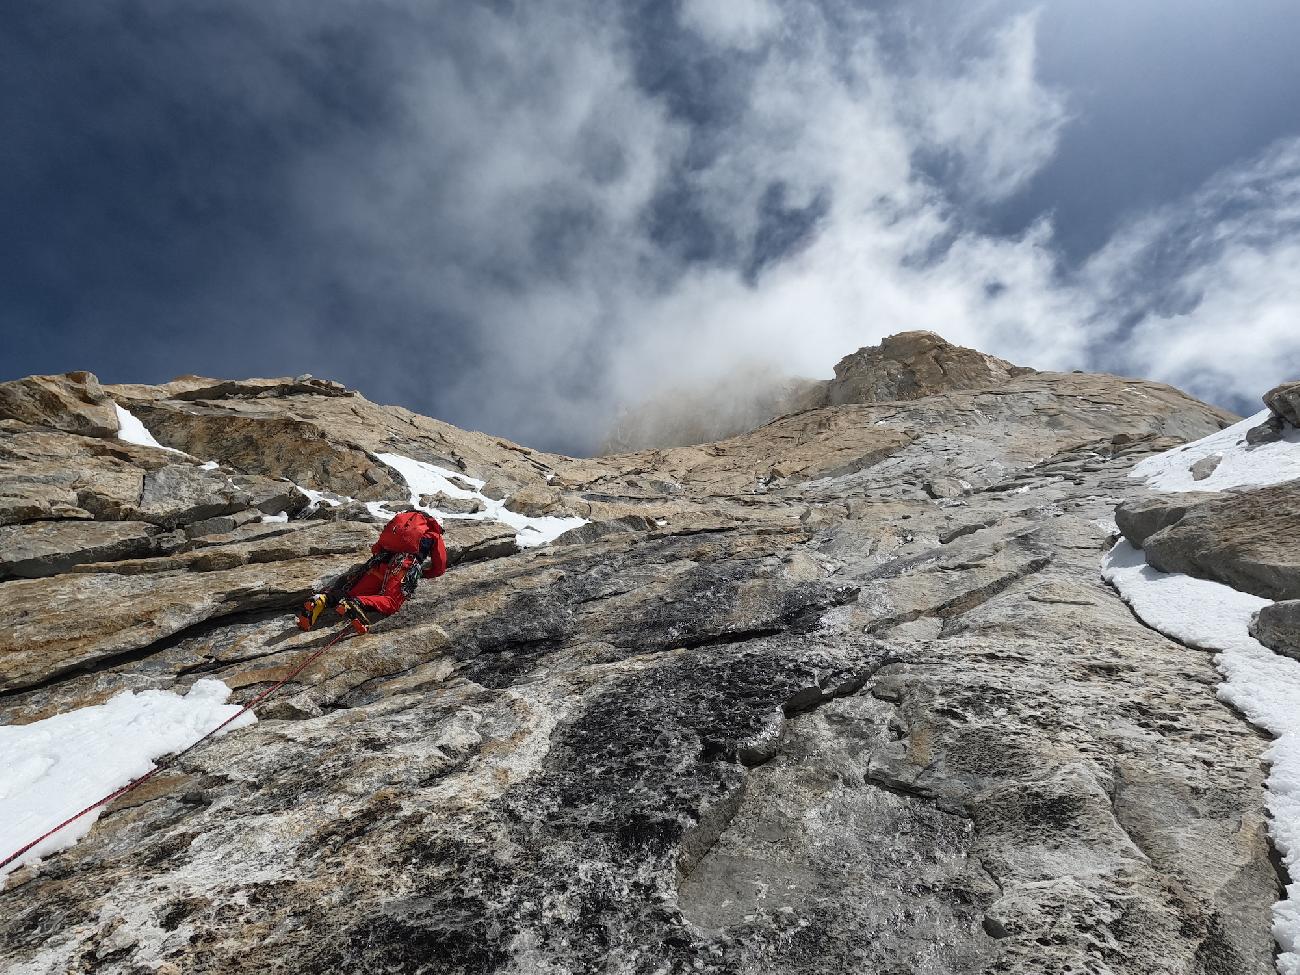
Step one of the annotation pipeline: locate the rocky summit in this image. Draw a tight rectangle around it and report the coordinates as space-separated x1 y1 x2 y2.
0 333 1295 975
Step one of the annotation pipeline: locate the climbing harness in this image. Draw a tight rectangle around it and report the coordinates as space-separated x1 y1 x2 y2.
0 624 357 875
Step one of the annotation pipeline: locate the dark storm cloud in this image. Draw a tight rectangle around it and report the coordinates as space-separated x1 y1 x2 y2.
2 0 1299 454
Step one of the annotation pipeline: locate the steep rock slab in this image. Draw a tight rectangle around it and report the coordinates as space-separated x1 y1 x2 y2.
0 353 1277 975
442 521 518 565
581 411 915 497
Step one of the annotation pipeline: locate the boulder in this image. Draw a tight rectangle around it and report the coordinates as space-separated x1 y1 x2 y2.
1264 380 1300 427
419 493 485 515
478 479 509 501
124 465 308 529
182 510 264 538
0 372 120 437
228 475 310 517
504 486 566 518
1114 492 1219 548
1139 480 1300 600
310 500 386 523
0 471 95 525
135 465 250 528
441 520 518 565
1245 414 1284 445
1190 454 1222 481
1251 601 1300 660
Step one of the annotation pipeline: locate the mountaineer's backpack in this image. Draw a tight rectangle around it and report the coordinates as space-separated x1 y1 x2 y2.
374 510 444 556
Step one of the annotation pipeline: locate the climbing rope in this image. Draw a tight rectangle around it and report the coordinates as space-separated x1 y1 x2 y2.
1 625 356 874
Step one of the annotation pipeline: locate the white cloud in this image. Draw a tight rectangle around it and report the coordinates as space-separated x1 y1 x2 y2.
1087 136 1300 409
679 0 782 50
910 12 1071 200
262 0 1294 448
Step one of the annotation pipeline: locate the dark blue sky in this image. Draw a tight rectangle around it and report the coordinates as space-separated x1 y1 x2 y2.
4 1 1300 452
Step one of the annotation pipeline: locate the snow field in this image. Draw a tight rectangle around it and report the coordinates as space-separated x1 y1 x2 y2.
1102 542 1300 973
0 680 254 878
1129 409 1300 492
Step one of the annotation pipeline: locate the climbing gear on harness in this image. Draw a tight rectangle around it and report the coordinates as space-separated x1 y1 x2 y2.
297 593 329 631
0 625 358 875
336 597 371 634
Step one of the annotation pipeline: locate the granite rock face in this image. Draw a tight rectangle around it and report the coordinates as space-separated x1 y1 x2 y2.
0 344 1282 975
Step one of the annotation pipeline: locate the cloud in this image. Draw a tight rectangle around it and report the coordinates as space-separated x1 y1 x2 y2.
1086 137 1300 410
278 0 1077 449
6 1 1295 452
679 0 781 50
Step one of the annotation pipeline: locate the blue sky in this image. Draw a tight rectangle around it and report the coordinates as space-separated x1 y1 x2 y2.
4 0 1299 453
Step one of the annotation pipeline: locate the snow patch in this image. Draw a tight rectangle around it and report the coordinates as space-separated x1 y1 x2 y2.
1102 541 1300 971
373 452 586 548
1130 409 1300 493
260 512 289 524
113 403 184 454
1 679 254 877
294 485 349 513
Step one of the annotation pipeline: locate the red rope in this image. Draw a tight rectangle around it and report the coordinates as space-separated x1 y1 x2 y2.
1 626 355 874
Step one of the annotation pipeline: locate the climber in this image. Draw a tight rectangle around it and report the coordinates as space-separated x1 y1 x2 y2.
296 510 447 634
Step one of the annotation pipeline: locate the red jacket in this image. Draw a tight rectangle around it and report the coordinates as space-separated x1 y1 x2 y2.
347 518 447 615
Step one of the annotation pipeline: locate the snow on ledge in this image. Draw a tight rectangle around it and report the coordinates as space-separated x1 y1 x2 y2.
373 452 586 548
113 403 184 455
1102 541 1300 971
1130 409 1300 493
0 680 254 878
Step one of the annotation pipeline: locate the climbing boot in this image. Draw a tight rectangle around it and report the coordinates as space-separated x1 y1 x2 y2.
297 593 328 631
336 598 371 635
